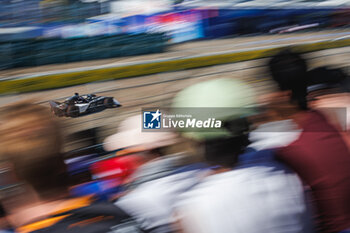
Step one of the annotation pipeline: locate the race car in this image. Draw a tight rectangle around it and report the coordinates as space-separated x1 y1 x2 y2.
49 93 121 117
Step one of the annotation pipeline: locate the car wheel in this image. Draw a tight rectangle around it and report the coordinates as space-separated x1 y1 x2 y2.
67 105 79 117
51 108 57 116
51 107 63 117
56 110 65 117
103 98 114 108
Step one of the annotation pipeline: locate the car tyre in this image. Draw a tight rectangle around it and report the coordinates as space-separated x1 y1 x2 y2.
67 105 79 117
104 98 114 108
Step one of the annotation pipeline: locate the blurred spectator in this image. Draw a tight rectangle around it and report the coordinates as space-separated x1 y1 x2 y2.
172 78 311 233
103 115 208 233
0 204 11 233
0 101 142 233
310 93 350 148
267 49 350 232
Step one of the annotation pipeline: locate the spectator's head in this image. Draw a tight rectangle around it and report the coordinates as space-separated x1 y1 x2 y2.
268 48 308 110
267 48 350 119
0 101 67 201
172 78 258 168
104 115 179 160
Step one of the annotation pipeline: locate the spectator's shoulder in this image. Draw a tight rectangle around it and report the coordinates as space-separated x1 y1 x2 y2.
238 149 295 174
238 149 275 164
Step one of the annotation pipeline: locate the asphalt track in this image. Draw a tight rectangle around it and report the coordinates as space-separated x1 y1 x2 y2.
0 30 349 151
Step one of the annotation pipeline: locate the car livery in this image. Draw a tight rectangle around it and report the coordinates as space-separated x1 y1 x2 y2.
49 93 121 117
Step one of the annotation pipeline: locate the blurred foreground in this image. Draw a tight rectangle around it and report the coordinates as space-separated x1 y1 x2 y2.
0 44 349 233
0 1 350 232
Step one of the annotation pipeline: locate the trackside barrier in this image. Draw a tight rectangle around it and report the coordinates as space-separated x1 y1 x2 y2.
0 33 169 69
1 38 350 95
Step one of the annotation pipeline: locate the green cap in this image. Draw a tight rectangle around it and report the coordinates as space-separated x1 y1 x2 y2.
172 78 257 141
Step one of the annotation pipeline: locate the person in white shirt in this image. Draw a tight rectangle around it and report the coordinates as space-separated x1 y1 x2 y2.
104 115 209 233
172 78 313 233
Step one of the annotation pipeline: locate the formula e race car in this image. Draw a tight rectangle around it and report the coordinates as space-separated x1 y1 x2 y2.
49 93 121 117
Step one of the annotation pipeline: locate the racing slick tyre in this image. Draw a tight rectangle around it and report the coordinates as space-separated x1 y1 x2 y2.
53 108 65 117
103 98 114 108
67 105 80 118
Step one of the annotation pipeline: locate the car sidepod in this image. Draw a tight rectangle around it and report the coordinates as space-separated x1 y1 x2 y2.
75 103 91 113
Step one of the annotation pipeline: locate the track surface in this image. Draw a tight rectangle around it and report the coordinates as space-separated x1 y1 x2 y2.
0 31 349 151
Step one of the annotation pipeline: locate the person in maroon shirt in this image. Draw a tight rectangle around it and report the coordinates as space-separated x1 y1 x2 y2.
278 111 350 233
266 49 350 233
